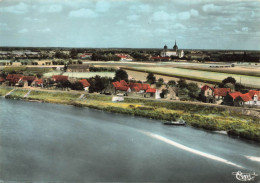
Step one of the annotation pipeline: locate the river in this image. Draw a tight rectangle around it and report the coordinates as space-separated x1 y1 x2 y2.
0 98 259 182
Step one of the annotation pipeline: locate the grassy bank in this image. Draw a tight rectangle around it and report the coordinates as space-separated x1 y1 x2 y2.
0 87 13 96
0 87 259 142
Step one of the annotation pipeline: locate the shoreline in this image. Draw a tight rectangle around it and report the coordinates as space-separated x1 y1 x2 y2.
1 87 260 142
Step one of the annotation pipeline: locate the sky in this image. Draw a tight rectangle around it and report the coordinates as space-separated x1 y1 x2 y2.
0 0 260 50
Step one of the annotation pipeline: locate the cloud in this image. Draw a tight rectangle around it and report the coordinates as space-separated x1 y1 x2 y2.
242 27 248 32
202 4 222 13
18 28 28 33
0 2 28 14
0 23 10 30
190 9 199 17
24 17 47 22
212 26 222 31
155 28 169 34
69 8 98 18
129 4 151 13
172 23 187 30
96 0 110 12
38 28 51 32
116 20 124 25
39 4 63 13
177 12 191 20
151 11 176 21
127 14 139 21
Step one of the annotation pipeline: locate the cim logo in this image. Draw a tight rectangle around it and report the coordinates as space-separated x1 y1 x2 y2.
232 171 258 181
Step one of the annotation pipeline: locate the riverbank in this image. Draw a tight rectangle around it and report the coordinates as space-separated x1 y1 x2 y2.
1 86 259 142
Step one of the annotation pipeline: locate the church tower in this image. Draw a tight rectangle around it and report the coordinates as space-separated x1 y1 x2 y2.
173 40 178 52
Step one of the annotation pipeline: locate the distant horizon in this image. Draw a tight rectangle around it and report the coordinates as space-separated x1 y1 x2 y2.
0 45 259 52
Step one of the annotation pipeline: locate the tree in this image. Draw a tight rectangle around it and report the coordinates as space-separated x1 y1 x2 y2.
177 79 188 88
187 82 200 99
235 83 245 91
222 77 236 85
167 80 176 87
156 78 164 88
114 69 128 81
70 81 84 90
70 48 78 59
146 73 156 84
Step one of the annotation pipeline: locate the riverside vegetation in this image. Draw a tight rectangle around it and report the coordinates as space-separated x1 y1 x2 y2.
1 86 259 142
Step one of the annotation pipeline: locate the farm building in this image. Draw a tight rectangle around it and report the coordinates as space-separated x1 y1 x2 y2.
79 79 90 91
224 90 260 107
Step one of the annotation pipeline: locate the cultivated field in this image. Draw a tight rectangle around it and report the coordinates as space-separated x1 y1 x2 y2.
129 66 260 88
43 71 115 78
62 72 115 78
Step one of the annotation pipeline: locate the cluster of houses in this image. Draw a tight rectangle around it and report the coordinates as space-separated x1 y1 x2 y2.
200 85 260 107
0 74 43 87
0 74 160 98
102 80 160 99
1 73 259 107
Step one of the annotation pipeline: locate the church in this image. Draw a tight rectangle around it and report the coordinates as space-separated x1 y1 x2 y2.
160 41 184 58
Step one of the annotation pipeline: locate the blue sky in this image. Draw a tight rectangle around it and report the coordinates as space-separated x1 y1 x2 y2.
0 0 259 50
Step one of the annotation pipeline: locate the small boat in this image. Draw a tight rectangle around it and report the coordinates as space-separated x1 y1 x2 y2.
164 119 186 126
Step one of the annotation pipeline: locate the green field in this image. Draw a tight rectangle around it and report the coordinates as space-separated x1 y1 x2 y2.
127 66 260 88
43 72 115 78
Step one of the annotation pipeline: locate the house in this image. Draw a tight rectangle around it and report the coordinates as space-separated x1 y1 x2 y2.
79 79 90 91
31 78 43 87
145 88 161 99
116 54 133 61
213 88 231 104
52 75 69 83
79 53 92 60
129 82 150 93
200 85 215 103
6 74 23 86
112 80 131 95
0 77 5 85
200 85 231 104
18 76 36 87
225 90 260 107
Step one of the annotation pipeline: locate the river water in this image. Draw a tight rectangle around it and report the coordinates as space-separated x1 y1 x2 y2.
0 98 259 182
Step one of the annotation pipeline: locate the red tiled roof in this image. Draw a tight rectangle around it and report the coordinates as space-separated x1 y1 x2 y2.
201 85 213 91
146 88 156 93
52 75 68 82
239 93 252 102
214 88 231 97
34 79 43 85
6 74 23 83
79 79 90 87
229 92 242 99
129 82 151 91
21 76 36 82
120 80 128 87
133 86 140 92
118 55 127 58
248 90 260 98
112 81 129 91
0 77 5 82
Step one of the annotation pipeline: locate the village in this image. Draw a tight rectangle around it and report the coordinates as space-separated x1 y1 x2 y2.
0 65 259 109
